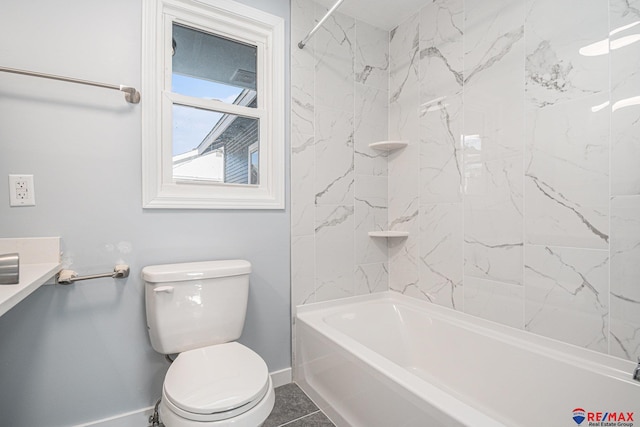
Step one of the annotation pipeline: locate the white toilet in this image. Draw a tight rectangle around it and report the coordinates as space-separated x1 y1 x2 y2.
142 260 275 427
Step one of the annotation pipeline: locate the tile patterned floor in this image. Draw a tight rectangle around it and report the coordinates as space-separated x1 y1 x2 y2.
263 383 335 427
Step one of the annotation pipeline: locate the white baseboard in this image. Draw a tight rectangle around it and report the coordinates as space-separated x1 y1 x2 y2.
74 406 155 427
270 367 292 388
76 367 292 426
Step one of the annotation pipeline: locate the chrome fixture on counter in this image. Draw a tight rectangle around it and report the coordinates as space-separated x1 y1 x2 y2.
0 253 19 285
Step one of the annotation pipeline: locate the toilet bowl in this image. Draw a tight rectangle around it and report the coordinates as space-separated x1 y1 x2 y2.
142 260 274 427
158 343 274 426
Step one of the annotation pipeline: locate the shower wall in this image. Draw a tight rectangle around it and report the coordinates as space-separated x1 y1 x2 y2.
291 0 640 362
388 0 640 361
291 0 390 308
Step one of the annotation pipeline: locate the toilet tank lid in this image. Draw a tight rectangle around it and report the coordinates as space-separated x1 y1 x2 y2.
142 260 251 283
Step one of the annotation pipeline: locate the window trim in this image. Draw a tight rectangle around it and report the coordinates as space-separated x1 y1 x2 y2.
142 0 285 209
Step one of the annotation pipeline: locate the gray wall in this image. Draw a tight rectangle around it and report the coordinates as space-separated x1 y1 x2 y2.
0 0 290 426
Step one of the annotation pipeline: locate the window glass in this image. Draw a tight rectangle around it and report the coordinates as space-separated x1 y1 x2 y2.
172 23 257 107
172 104 260 185
172 104 224 156
249 142 259 185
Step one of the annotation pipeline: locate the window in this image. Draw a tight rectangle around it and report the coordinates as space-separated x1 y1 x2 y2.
248 141 259 185
142 0 285 209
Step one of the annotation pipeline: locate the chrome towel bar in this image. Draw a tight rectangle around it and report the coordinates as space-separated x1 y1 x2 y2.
57 264 130 285
0 66 141 104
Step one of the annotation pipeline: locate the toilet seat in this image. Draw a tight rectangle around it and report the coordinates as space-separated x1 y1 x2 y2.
163 342 271 422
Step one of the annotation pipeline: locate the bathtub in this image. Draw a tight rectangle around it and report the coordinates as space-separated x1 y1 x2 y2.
295 292 640 427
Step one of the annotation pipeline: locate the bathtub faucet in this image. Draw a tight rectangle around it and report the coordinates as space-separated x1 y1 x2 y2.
634 358 640 382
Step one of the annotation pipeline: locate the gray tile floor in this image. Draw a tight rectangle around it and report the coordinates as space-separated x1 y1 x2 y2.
264 383 335 427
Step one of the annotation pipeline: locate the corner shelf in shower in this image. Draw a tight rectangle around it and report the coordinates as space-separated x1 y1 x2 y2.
368 231 410 238
368 140 409 151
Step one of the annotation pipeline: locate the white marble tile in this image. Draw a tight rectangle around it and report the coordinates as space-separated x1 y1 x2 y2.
525 0 609 108
611 98 640 197
464 155 523 286
355 175 388 265
463 0 525 162
418 0 463 205
389 14 421 297
388 156 420 297
292 0 316 34
291 131 315 237
355 262 388 295
610 196 640 360
291 24 316 137
314 7 355 112
464 0 524 83
389 12 420 142
610 0 640 22
315 276 354 303
525 245 609 354
464 276 524 329
462 96 524 164
419 0 463 99
354 83 388 177
389 141 420 226
315 205 355 302
419 203 463 310
355 20 389 91
314 106 354 206
525 94 610 249
388 141 420 297
420 94 463 204
355 174 388 206
610 0 640 196
291 235 316 307
610 304 640 362
388 198 421 298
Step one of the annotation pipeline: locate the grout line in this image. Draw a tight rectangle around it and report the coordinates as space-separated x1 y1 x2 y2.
278 410 322 427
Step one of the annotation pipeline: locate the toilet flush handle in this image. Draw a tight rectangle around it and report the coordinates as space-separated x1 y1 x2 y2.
153 286 174 294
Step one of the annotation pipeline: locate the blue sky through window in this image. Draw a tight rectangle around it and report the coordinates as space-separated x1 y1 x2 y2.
172 74 243 156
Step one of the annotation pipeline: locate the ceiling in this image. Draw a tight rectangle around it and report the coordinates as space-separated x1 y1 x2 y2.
314 0 427 30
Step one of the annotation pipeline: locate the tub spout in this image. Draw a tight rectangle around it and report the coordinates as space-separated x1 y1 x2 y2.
634 358 640 382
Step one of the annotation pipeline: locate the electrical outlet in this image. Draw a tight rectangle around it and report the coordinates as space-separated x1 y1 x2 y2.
9 175 36 206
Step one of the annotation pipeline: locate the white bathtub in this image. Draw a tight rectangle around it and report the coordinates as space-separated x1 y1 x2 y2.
295 292 640 427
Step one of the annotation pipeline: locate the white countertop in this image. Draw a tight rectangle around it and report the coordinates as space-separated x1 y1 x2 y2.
0 262 62 317
0 237 61 317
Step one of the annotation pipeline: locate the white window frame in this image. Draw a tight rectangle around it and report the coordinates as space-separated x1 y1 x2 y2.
142 0 285 209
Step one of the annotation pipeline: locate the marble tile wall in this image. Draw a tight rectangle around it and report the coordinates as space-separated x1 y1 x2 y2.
292 0 640 362
291 0 390 310
387 0 640 361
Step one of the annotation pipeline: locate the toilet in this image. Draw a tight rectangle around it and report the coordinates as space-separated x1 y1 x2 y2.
142 260 275 427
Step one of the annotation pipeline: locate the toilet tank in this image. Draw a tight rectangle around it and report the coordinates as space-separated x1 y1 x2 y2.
142 260 251 354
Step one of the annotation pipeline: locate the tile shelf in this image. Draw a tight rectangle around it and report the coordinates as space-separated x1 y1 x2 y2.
367 141 410 240
368 231 410 238
368 140 409 151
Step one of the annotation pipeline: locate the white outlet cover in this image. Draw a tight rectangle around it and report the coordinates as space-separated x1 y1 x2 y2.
8 174 36 206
